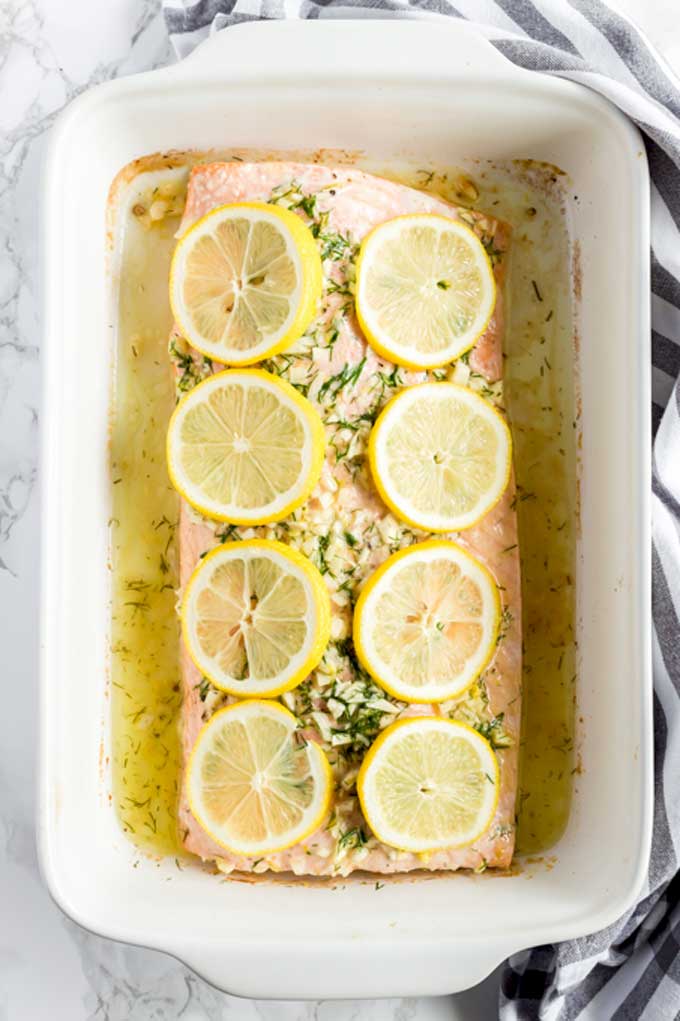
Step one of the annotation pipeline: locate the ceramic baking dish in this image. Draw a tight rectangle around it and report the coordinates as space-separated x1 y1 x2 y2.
39 20 652 998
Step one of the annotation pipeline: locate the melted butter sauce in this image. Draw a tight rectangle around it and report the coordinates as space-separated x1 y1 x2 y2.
110 168 187 854
109 153 577 858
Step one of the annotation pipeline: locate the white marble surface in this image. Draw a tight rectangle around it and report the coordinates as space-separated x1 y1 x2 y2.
0 1 676 1018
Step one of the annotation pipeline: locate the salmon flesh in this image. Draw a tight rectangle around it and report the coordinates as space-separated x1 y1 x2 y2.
170 162 521 877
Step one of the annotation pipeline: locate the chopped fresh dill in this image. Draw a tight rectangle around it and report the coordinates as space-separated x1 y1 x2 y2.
216 523 240 544
169 339 205 394
475 713 512 750
316 533 332 576
299 193 318 219
480 234 503 265
338 827 368 850
496 607 513 646
377 365 403 390
318 230 354 262
318 357 366 404
195 678 211 702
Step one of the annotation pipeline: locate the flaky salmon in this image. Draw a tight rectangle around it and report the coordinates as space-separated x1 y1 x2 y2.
170 162 521 876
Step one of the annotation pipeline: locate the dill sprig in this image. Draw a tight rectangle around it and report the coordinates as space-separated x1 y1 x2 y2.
318 358 366 404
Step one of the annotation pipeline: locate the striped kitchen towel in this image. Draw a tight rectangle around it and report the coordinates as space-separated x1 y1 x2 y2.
162 2 680 1018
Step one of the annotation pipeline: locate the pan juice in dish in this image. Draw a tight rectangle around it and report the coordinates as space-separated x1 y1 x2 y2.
109 151 577 870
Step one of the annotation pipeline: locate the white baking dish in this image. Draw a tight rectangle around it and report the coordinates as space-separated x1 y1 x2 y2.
39 20 652 998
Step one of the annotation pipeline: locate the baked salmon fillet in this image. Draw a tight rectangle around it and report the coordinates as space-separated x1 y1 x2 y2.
170 162 521 876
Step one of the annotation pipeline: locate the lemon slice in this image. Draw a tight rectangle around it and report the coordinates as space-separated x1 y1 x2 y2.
357 716 499 852
170 202 323 365
187 700 332 855
354 541 500 703
182 539 331 697
355 214 496 369
369 382 511 532
167 368 325 523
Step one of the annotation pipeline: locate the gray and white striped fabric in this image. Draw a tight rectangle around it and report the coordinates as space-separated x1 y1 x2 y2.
162 2 680 1018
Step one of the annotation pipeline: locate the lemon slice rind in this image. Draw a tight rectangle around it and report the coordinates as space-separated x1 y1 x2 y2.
355 214 496 370
182 539 331 698
369 382 512 533
167 368 325 524
353 540 500 704
187 700 332 856
170 202 323 366
357 716 499 853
